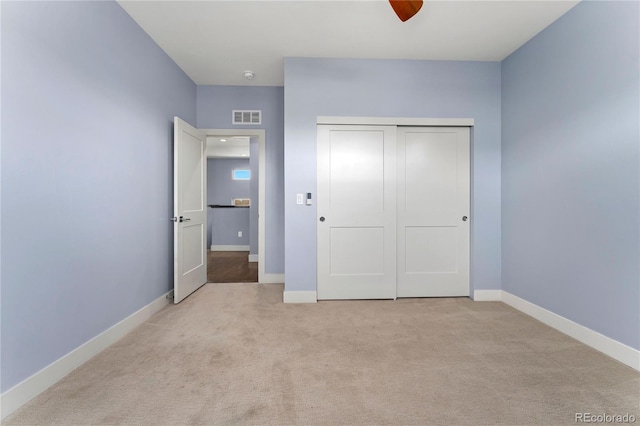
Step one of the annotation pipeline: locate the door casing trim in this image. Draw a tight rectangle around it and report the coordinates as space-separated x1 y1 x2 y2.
317 117 474 126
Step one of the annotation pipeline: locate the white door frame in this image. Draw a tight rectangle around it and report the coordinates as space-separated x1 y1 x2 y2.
201 128 277 284
317 117 474 127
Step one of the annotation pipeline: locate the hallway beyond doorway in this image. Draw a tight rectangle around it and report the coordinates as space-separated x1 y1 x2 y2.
207 251 258 283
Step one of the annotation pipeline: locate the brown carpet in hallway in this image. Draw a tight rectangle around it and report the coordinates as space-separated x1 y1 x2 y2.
5 283 639 425
207 251 257 283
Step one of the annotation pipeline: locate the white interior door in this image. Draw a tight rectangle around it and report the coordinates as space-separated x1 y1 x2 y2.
397 127 470 297
317 125 397 300
173 117 207 303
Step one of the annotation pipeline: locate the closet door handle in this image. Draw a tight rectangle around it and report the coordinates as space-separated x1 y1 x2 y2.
319 217 326 222
462 216 468 222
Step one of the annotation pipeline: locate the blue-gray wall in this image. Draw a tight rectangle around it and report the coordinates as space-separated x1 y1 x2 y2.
197 86 284 274
1 1 196 392
283 58 502 293
207 158 250 247
501 1 640 350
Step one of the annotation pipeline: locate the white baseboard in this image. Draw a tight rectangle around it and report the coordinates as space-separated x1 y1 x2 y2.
283 291 317 303
211 245 250 251
248 254 258 263
472 290 502 301
259 273 285 284
0 291 171 421
484 290 639 371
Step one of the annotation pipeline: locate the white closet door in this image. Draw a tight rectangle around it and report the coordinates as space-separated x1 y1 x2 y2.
397 127 470 297
317 125 397 300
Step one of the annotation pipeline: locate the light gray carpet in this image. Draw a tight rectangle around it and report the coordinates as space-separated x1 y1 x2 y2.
5 283 639 425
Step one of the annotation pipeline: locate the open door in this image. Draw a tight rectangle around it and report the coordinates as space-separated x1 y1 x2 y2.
173 117 207 303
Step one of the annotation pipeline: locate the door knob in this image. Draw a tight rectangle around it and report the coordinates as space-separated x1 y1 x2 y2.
319 217 325 222
462 216 468 222
171 216 191 223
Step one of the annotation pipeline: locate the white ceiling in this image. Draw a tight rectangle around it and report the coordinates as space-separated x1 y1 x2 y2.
206 136 251 158
118 0 579 86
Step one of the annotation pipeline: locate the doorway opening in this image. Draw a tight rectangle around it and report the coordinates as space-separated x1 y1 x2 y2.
202 129 267 284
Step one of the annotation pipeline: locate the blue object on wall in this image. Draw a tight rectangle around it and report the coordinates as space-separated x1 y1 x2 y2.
233 169 251 180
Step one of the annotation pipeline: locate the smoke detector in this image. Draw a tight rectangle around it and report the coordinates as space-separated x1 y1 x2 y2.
243 71 255 80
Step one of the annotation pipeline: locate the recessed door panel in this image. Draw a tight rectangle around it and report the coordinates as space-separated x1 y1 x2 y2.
330 227 384 276
181 133 205 213
405 226 458 273
182 224 204 274
330 132 384 217
405 132 457 213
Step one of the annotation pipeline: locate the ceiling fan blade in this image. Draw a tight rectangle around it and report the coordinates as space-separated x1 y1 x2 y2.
389 0 423 22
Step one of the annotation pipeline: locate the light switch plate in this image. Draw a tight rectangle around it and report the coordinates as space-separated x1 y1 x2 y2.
296 193 304 205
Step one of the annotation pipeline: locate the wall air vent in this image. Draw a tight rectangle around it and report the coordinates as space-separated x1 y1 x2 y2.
232 110 261 125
